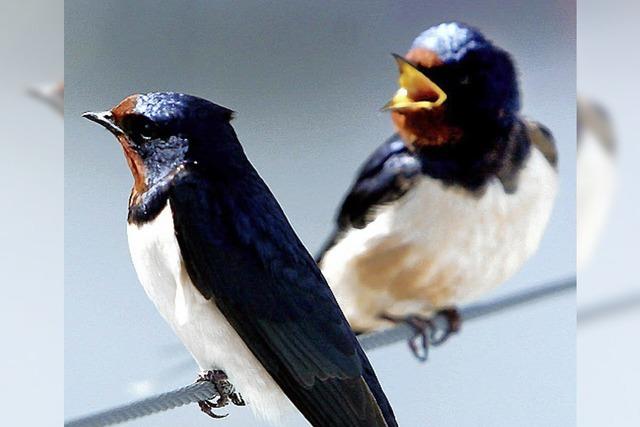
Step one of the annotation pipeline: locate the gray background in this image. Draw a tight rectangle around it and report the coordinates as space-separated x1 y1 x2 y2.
578 0 640 425
66 1 575 426
1 0 63 426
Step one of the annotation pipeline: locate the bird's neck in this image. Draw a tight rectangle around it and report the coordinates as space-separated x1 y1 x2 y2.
412 117 530 193
127 157 253 226
127 163 189 226
391 109 463 148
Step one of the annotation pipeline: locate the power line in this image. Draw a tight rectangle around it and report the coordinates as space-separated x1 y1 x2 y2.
65 277 575 427
578 292 640 326
65 382 214 427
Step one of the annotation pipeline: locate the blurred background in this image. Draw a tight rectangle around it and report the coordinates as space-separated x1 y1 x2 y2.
0 0 63 426
65 1 575 426
578 0 640 426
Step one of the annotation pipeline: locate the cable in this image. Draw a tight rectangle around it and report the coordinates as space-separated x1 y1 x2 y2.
64 276 575 427
578 292 640 326
65 382 217 427
359 277 575 351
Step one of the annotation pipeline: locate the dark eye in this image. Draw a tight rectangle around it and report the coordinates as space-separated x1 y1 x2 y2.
124 115 159 141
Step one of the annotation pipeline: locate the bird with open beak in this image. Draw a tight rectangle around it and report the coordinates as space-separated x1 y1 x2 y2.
83 92 398 426
317 22 559 360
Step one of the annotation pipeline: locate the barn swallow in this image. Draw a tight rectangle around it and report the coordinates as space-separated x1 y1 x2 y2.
82 92 398 426
577 98 616 268
317 22 559 359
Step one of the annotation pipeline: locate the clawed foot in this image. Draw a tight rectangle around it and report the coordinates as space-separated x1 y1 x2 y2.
384 308 462 362
229 391 246 406
198 400 228 419
196 370 246 419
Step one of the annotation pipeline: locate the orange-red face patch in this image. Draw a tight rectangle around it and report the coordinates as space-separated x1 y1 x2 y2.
405 47 444 69
391 108 462 148
110 94 148 199
111 94 139 123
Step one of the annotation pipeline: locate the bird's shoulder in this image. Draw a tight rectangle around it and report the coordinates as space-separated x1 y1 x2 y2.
166 165 320 285
166 165 395 426
337 135 422 230
523 118 558 169
315 135 421 263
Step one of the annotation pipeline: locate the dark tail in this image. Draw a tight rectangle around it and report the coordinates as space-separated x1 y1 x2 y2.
357 346 399 427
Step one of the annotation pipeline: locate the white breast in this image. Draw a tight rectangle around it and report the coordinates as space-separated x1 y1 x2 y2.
127 204 296 424
320 147 557 332
577 132 615 269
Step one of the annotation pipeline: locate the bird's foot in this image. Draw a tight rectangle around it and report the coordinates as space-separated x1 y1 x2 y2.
196 370 245 419
229 391 246 406
383 308 462 362
430 308 462 346
403 315 434 362
198 400 228 419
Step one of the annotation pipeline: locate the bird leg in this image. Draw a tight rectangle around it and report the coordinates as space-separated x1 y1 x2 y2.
430 308 462 346
382 307 461 362
403 315 433 362
198 400 228 419
196 370 246 419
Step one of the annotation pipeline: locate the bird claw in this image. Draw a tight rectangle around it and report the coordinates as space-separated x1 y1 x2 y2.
196 370 246 419
198 400 228 419
385 308 462 362
229 391 246 406
404 315 433 362
430 308 461 346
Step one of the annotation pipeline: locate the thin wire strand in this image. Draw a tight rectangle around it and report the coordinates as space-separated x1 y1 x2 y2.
578 292 640 326
65 277 575 427
65 382 217 427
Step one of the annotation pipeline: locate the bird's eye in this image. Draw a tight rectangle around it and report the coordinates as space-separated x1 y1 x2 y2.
124 115 159 142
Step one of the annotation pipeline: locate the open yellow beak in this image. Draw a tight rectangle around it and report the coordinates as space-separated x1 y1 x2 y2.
382 54 447 111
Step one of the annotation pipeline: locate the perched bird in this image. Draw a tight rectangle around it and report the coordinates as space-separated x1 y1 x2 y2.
83 92 397 427
577 98 616 268
317 22 558 358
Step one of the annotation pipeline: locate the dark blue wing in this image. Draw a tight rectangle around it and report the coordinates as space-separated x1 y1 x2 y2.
168 166 397 427
316 135 420 262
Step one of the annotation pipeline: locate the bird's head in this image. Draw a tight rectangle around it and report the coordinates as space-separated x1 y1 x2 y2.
83 92 237 196
384 22 520 148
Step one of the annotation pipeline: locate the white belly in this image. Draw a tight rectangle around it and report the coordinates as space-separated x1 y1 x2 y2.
127 204 295 424
320 147 557 331
577 131 615 269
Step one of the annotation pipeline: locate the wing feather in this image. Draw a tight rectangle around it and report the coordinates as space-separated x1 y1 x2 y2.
168 166 397 427
316 135 420 262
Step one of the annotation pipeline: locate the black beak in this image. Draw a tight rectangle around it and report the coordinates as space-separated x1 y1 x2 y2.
82 110 124 135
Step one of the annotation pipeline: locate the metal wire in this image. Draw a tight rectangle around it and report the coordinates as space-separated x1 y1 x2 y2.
359 276 575 351
65 382 217 427
65 277 575 427
578 292 640 326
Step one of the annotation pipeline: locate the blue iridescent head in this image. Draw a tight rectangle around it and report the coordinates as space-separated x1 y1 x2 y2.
385 22 520 146
83 92 239 195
